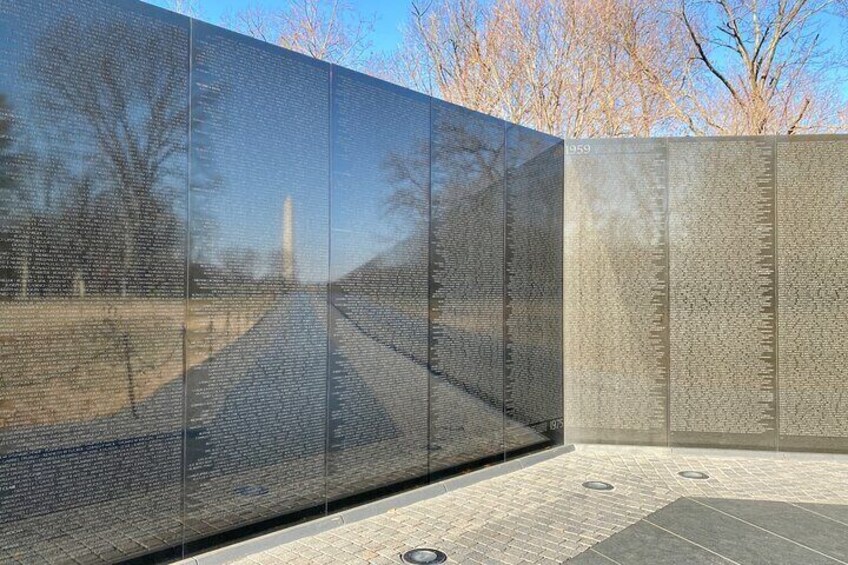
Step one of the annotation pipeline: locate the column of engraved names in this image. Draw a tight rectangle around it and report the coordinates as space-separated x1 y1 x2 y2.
504 128 564 449
430 103 505 470
668 139 776 448
777 138 848 451
186 24 328 536
0 1 188 561
563 141 668 444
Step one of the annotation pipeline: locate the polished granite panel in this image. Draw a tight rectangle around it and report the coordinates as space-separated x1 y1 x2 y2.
429 101 506 474
0 0 189 561
563 140 668 446
564 135 848 454
0 1 564 560
185 20 330 541
328 67 430 504
776 137 848 453
505 125 564 454
668 139 777 450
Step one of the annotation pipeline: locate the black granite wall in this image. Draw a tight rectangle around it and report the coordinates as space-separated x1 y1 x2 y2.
0 0 564 562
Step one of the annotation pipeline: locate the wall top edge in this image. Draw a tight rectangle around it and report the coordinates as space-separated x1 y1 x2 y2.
190 17 331 72
116 0 192 26
430 97 509 129
562 133 848 145
508 123 563 146
125 0 550 137
331 65 431 106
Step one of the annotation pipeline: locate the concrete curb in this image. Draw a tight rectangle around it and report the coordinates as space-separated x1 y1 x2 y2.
573 443 848 462
182 444 575 564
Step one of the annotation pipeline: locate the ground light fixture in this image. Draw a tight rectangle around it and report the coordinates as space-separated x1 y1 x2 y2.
582 481 615 491
678 471 710 480
401 548 448 564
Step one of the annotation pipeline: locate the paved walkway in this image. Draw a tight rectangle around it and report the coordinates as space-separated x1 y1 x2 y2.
226 446 848 564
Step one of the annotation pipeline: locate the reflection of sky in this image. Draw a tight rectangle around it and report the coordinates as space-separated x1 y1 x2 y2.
0 1 553 288
193 42 432 283
331 69 429 279
143 0 408 57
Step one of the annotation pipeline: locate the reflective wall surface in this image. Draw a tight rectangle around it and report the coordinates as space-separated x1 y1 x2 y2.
668 139 776 450
564 136 847 454
429 101 507 474
564 140 668 446
0 0 564 562
328 68 430 504
0 0 188 561
776 137 848 453
505 125 565 454
185 21 330 542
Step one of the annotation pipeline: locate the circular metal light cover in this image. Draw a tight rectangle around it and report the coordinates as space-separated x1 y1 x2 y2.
401 548 448 564
678 471 710 480
582 480 615 491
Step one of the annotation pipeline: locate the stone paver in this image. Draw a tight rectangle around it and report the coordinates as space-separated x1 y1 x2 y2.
231 447 848 565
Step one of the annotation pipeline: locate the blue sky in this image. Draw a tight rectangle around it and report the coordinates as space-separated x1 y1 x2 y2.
144 0 410 55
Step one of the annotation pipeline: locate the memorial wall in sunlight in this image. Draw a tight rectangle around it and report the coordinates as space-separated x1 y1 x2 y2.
0 0 564 562
564 136 848 454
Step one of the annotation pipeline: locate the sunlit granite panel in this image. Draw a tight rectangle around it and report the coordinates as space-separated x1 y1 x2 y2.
563 140 669 445
777 137 848 453
668 138 777 449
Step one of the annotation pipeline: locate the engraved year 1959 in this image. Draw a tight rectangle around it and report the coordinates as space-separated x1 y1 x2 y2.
565 144 591 155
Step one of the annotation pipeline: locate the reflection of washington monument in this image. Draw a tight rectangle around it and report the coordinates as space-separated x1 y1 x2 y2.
282 196 295 282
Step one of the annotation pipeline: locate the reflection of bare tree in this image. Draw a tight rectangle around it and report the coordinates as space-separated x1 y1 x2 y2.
383 111 504 223
383 141 429 222
0 96 26 297
434 121 503 203
14 155 66 298
60 176 94 297
0 14 190 427
29 16 187 298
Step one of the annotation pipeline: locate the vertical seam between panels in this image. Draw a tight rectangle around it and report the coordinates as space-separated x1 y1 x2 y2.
665 138 672 447
502 123 507 461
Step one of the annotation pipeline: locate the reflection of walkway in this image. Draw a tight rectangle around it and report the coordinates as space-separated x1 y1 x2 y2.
331 293 549 488
184 289 330 539
0 289 550 563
